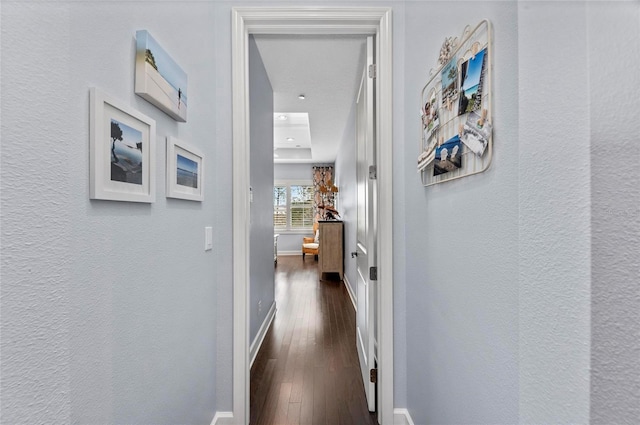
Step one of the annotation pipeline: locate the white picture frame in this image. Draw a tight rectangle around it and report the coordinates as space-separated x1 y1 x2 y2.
89 87 156 203
166 137 204 201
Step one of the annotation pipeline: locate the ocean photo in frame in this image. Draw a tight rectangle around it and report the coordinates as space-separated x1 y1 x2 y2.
90 88 156 203
166 137 204 201
135 30 188 122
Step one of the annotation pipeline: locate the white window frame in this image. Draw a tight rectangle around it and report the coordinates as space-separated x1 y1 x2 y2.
274 180 314 234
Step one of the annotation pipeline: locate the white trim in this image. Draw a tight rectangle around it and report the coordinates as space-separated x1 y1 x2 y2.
278 250 303 256
210 411 234 425
249 301 276 367
343 274 357 311
394 408 415 425
232 7 394 425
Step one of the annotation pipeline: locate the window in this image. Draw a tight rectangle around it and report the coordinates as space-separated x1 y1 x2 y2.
274 181 314 231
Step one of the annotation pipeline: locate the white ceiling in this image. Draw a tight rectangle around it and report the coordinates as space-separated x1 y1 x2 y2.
253 34 367 164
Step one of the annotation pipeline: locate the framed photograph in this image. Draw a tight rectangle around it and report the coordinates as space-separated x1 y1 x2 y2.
90 87 156 203
166 137 204 201
135 30 188 122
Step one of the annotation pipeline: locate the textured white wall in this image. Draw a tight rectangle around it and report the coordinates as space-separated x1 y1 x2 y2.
588 2 640 423
518 2 591 423
403 2 520 423
249 35 275 344
1 2 223 423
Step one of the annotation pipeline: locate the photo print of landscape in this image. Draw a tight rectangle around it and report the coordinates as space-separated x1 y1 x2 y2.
458 47 487 115
110 119 143 184
434 135 463 176
440 57 458 105
136 30 188 122
176 154 198 189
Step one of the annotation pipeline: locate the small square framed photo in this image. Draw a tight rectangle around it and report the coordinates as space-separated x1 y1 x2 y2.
90 87 156 203
166 137 204 201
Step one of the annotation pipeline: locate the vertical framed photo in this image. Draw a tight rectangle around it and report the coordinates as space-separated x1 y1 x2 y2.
89 87 156 203
166 137 204 201
135 30 188 122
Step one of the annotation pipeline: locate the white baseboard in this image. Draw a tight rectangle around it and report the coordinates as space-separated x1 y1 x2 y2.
277 250 302 256
212 407 410 424
394 408 415 425
211 411 233 425
250 301 276 367
343 274 356 311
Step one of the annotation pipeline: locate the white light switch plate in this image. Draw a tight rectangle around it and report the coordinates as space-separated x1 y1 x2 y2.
205 226 213 251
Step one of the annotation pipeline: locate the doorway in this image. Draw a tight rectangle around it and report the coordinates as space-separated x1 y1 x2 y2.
231 7 394 425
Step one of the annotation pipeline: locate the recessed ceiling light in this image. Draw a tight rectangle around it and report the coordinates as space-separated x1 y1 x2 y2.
286 137 295 142
277 115 288 120
298 94 305 100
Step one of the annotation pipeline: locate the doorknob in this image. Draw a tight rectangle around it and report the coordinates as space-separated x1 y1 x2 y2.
351 251 358 258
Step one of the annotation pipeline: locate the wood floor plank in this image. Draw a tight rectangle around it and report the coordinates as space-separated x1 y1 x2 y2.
250 256 376 425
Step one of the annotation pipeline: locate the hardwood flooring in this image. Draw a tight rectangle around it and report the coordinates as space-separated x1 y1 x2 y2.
250 255 377 425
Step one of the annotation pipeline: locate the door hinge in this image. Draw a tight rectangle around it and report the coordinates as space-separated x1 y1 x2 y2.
369 165 377 180
369 266 378 281
368 64 377 79
370 368 378 383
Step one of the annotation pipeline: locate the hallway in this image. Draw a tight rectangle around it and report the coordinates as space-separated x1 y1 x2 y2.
250 256 376 425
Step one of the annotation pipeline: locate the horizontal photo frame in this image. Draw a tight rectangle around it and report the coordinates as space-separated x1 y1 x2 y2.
135 30 188 122
166 137 204 201
90 87 156 203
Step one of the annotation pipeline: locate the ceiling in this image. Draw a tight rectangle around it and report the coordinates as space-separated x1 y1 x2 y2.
253 34 367 164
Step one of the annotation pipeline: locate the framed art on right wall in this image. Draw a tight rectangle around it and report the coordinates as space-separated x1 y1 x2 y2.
166 137 204 201
418 20 493 187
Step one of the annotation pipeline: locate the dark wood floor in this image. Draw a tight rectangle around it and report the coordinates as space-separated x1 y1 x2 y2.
250 255 377 425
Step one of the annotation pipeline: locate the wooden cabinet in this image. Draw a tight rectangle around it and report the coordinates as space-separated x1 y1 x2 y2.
319 221 343 279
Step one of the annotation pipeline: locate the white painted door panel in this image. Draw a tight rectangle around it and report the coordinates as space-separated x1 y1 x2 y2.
355 35 376 413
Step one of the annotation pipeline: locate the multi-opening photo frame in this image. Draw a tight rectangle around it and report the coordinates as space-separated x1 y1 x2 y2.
90 87 156 203
418 20 493 186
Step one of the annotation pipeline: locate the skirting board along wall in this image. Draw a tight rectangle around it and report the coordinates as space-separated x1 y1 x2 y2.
278 251 302 256
211 409 414 424
250 301 276 367
343 275 356 312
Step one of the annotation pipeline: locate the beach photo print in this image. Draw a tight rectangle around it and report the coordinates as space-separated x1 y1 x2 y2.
458 47 487 116
434 135 463 176
135 30 188 122
166 137 204 201
90 88 156 203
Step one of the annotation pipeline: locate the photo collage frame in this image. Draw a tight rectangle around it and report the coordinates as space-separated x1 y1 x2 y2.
418 20 493 186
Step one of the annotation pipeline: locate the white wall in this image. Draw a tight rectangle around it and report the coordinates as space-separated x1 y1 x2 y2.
249 35 275 345
588 2 640 423
274 163 313 181
403 3 520 423
1 2 222 423
518 2 591 423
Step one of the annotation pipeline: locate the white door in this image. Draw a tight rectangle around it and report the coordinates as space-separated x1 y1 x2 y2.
356 35 377 413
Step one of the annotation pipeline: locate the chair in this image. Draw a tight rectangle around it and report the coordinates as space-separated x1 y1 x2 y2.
302 222 319 260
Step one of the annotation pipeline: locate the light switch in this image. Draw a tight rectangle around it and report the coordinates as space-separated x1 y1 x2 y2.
205 226 213 251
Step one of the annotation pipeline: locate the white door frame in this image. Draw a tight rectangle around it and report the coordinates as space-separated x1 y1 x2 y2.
231 7 393 425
